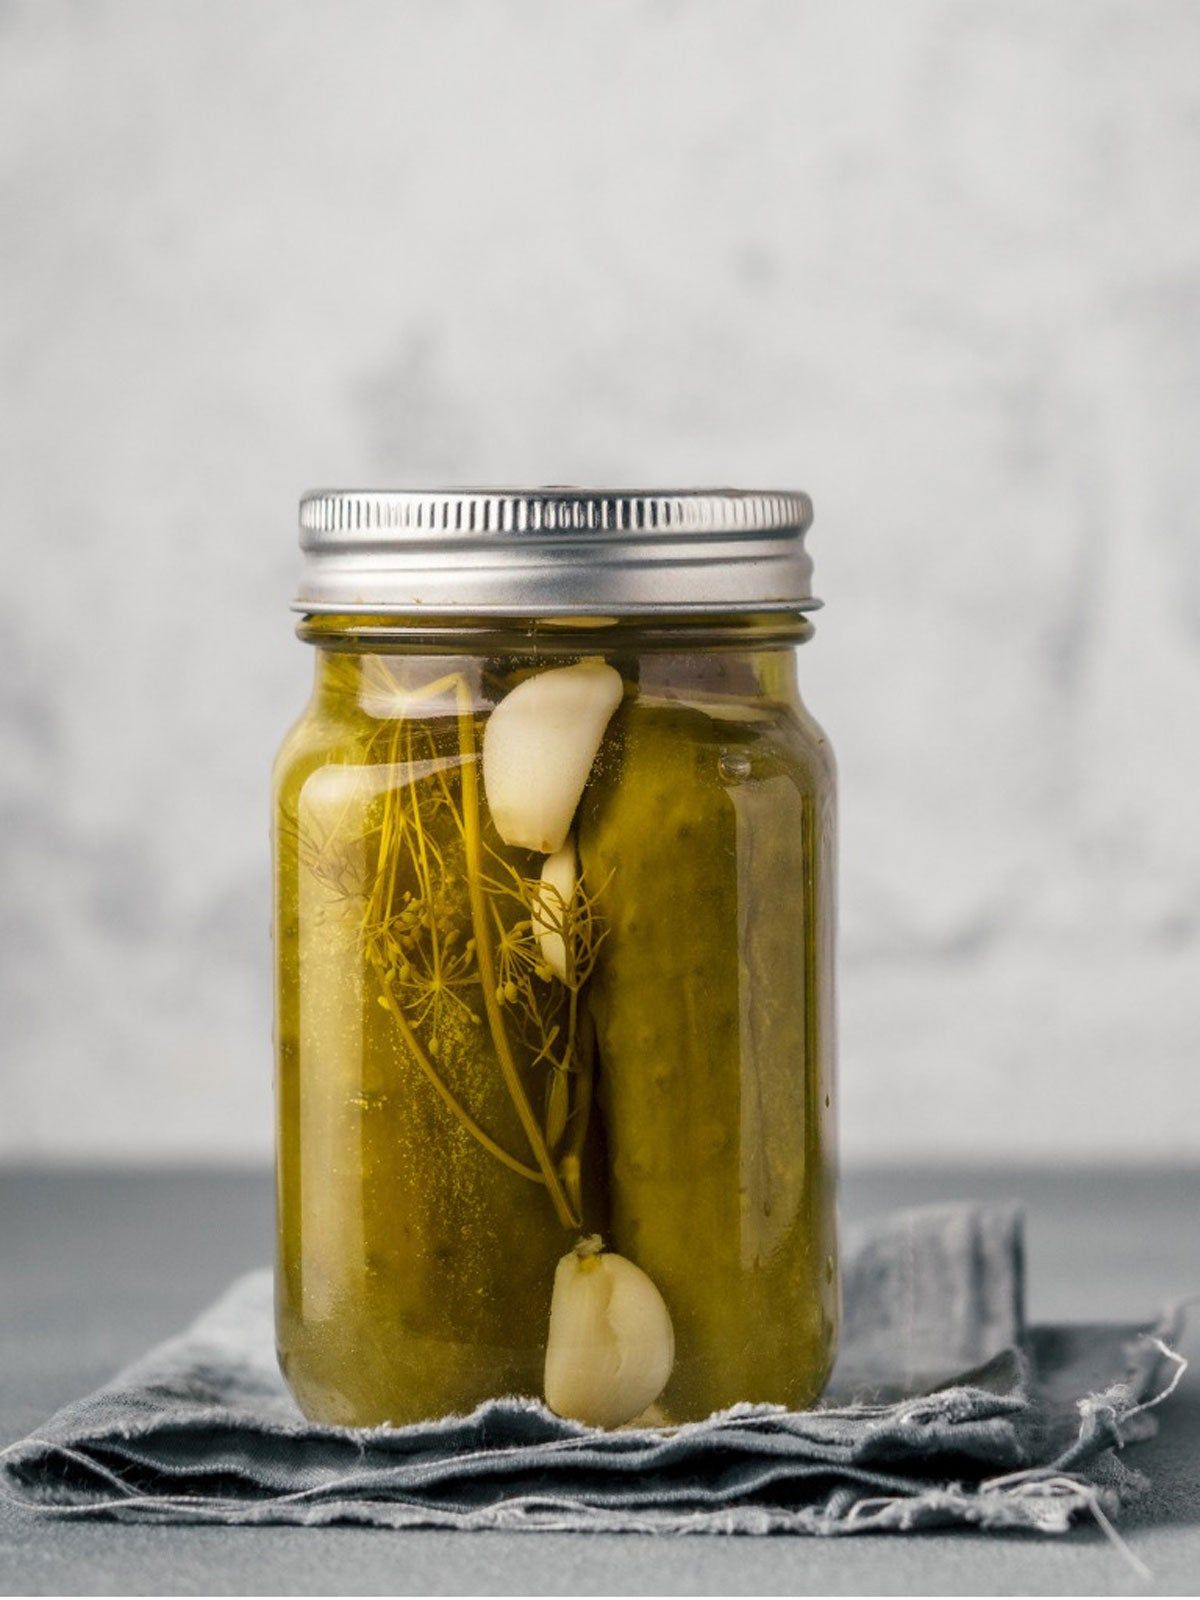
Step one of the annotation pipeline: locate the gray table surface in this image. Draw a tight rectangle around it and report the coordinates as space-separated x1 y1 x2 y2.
1 1167 1196 1597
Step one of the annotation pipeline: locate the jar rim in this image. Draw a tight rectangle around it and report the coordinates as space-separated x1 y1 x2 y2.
294 487 819 616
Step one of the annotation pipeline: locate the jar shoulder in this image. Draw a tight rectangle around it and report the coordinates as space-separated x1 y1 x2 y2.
272 697 378 812
784 696 838 790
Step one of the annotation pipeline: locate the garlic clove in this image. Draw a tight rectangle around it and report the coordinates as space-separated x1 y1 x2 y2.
544 1237 675 1428
482 660 623 852
533 838 577 981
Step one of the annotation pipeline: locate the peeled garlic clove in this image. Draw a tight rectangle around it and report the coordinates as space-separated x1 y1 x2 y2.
533 838 577 981
544 1237 675 1428
482 661 622 852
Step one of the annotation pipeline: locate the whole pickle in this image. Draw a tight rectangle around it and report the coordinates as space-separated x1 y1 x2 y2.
276 701 581 1425
579 697 837 1419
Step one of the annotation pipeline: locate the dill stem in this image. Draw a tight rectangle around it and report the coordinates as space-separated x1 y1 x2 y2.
559 1006 594 1219
404 723 442 990
371 722 405 934
454 677 580 1231
366 943 542 1184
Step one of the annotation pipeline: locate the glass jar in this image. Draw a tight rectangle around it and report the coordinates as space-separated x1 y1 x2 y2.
274 490 837 1428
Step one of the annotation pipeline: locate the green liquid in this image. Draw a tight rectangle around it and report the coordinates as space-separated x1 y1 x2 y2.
275 650 836 1425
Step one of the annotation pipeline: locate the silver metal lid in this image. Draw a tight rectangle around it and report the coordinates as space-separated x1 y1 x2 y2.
294 488 818 616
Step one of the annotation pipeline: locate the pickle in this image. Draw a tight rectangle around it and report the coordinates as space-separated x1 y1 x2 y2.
579 698 837 1419
275 679 598 1425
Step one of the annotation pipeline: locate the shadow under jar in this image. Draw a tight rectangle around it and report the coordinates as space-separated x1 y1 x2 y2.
274 489 838 1429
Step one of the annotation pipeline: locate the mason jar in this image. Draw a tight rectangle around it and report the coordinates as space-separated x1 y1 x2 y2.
274 489 837 1428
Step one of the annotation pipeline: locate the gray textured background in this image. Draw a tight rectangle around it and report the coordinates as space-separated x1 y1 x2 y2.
2 0 1198 1164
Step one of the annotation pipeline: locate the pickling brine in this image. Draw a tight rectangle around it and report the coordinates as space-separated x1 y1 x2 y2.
276 490 837 1428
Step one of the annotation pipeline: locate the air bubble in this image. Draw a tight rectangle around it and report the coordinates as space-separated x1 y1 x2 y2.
718 750 751 784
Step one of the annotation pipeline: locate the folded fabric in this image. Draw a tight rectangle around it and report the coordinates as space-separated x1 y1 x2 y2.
0 1203 1183 1536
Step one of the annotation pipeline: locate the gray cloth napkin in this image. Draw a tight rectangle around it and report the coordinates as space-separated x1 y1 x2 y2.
0 1204 1182 1537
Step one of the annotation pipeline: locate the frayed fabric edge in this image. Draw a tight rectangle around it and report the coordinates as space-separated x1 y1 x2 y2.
0 1315 1187 1558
